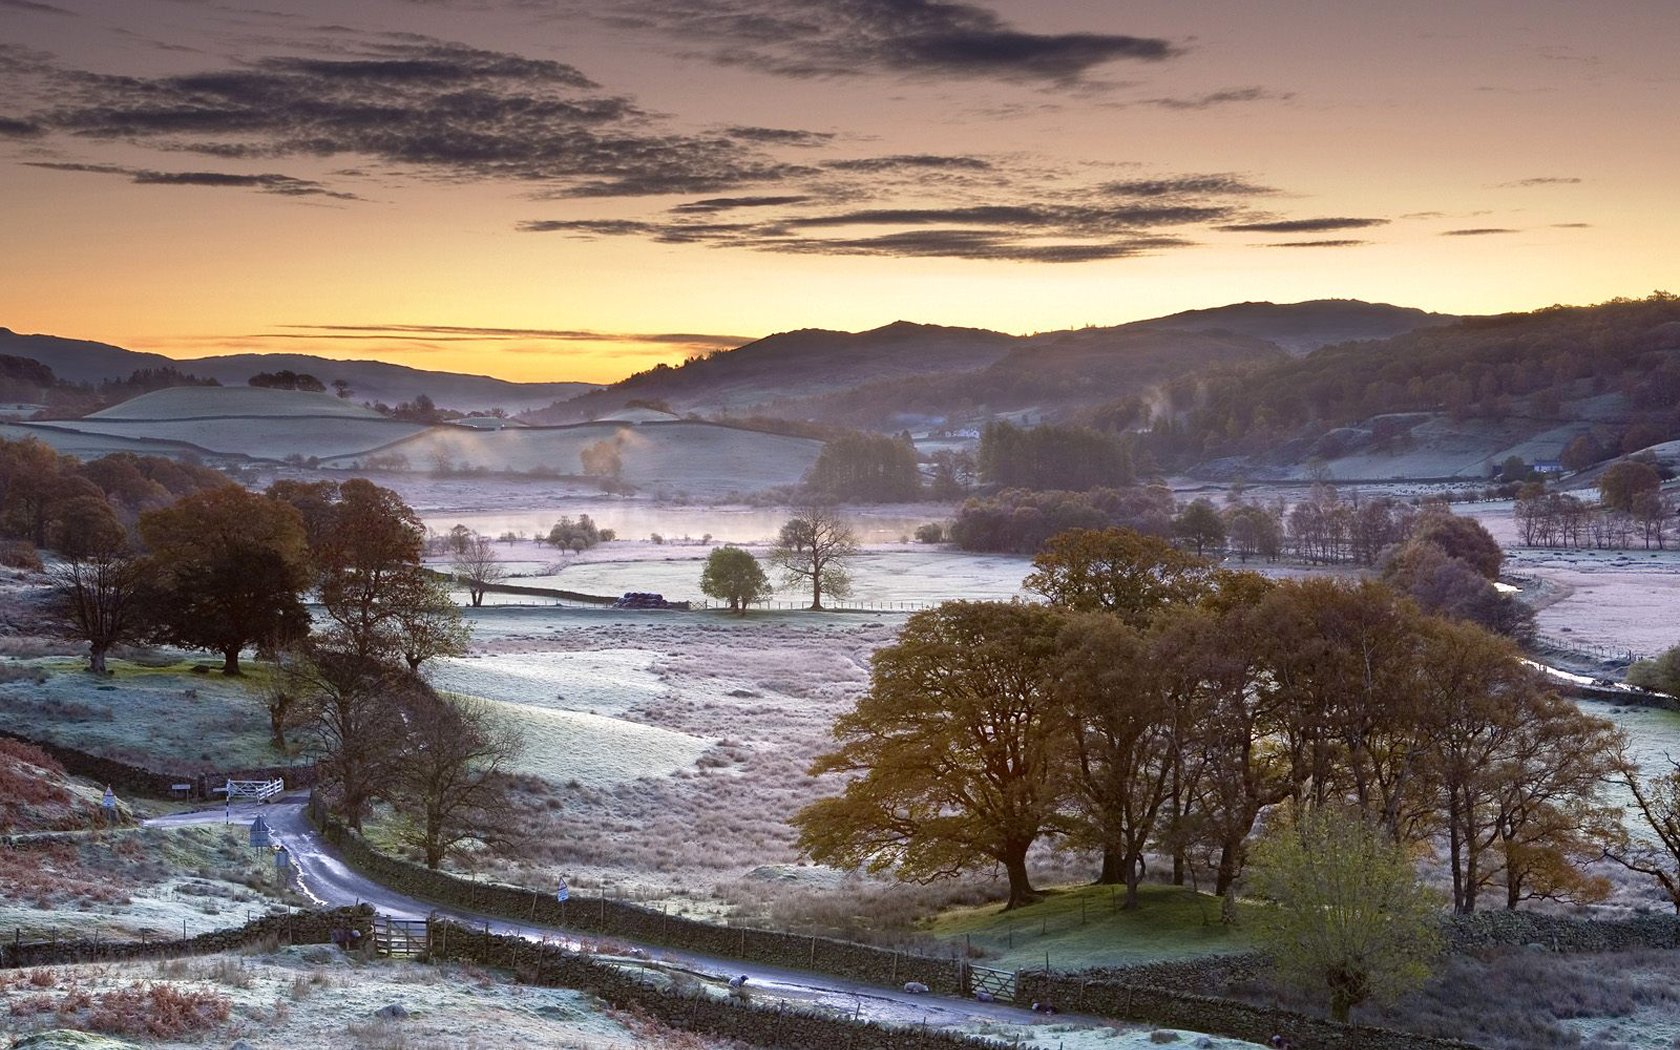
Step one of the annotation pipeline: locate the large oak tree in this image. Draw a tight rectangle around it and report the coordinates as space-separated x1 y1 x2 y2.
794 601 1072 909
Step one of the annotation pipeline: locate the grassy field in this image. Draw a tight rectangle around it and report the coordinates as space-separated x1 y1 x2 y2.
323 421 823 497
928 883 1258 970
87 387 388 420
26 416 429 461
0 656 294 773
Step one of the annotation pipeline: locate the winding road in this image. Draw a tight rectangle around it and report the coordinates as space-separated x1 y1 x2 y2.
146 798 1123 1039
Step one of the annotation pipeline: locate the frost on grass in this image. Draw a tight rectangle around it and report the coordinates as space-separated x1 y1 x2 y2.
0 825 308 941
0 950 737 1049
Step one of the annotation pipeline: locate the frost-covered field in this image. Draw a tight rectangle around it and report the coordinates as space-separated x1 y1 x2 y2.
21 416 428 461
474 545 1031 606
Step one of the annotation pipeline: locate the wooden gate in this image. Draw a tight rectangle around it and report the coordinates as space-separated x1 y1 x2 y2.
372 915 428 958
964 963 1017 1003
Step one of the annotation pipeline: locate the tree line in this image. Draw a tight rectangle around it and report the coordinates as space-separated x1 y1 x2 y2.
12 439 516 870
793 527 1650 924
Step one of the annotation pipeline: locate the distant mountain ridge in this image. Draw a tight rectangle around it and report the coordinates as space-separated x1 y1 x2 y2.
523 300 1455 427
0 328 597 414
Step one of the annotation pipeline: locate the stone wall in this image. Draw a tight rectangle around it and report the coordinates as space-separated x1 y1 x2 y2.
317 811 963 991
429 920 1009 1050
1013 971 1481 1050
0 727 314 799
1443 909 1680 953
0 906 372 969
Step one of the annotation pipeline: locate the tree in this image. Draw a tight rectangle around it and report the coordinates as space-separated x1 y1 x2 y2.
700 546 771 613
452 533 506 607
1599 459 1662 513
1607 753 1680 912
388 573 470 672
804 432 921 502
1408 508 1503 580
1629 644 1680 697
769 505 857 610
1248 807 1441 1023
311 479 427 661
1560 433 1606 473
140 487 311 674
580 436 624 478
399 692 523 868
294 647 410 831
1056 612 1178 906
1172 498 1225 556
794 602 1072 909
44 542 153 674
1025 527 1214 626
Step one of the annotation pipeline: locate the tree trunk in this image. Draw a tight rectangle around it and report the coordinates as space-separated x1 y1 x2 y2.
1096 849 1123 885
1002 846 1038 910
406 654 422 672
88 644 108 675
222 647 242 675
810 574 823 611
1214 843 1239 898
1123 854 1143 911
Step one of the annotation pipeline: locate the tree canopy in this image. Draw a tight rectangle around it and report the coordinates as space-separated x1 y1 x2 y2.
700 546 771 613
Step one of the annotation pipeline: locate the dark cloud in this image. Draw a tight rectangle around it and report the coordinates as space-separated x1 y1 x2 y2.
597 0 1177 85
25 161 361 199
748 229 1188 262
824 154 993 173
0 0 75 14
1441 227 1518 236
724 125 835 147
1140 87 1290 110
275 323 747 348
1268 240 1369 249
519 169 1262 262
1102 174 1274 198
517 219 662 235
12 39 801 197
0 117 45 137
1553 222 1592 229
1217 217 1389 233
1498 176 1582 188
671 195 814 213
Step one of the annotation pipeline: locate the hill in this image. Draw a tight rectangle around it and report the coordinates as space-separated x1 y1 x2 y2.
86 386 385 420
525 321 1019 424
1126 299 1455 355
321 420 823 497
525 301 1449 431
0 329 597 414
1153 294 1680 480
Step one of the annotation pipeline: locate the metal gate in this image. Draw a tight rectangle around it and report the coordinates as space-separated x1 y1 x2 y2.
371 915 428 958
964 963 1018 1003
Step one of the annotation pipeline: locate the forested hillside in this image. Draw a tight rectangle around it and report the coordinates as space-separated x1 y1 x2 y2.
1136 293 1680 472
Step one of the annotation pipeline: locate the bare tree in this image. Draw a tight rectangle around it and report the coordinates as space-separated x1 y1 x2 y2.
294 648 409 831
769 504 858 610
451 533 506 607
399 692 525 868
45 542 153 674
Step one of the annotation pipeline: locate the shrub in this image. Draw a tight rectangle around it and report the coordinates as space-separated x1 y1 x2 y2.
87 982 232 1037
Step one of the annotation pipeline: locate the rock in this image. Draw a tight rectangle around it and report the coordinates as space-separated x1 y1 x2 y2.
229 1041 256 1050
374 1003 409 1020
1194 1039 1215 1049
1149 1033 1181 1044
903 981 929 994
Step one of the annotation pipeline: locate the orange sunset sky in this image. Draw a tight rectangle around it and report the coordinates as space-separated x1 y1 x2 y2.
1 0 1676 383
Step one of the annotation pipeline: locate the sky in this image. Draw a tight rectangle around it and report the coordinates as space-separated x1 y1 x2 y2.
1 0 1676 384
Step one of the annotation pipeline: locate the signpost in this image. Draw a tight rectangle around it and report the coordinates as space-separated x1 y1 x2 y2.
555 878 569 903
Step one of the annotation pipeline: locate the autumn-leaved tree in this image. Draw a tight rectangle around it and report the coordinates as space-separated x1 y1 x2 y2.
794 602 1071 909
699 545 771 613
140 487 312 674
770 505 857 610
1248 807 1441 1023
1025 527 1214 625
293 646 410 831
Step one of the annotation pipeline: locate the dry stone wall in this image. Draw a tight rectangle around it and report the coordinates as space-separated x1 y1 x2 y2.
0 906 372 969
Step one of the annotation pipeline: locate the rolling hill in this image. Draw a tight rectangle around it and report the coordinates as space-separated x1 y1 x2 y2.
0 329 597 414
524 301 1452 429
